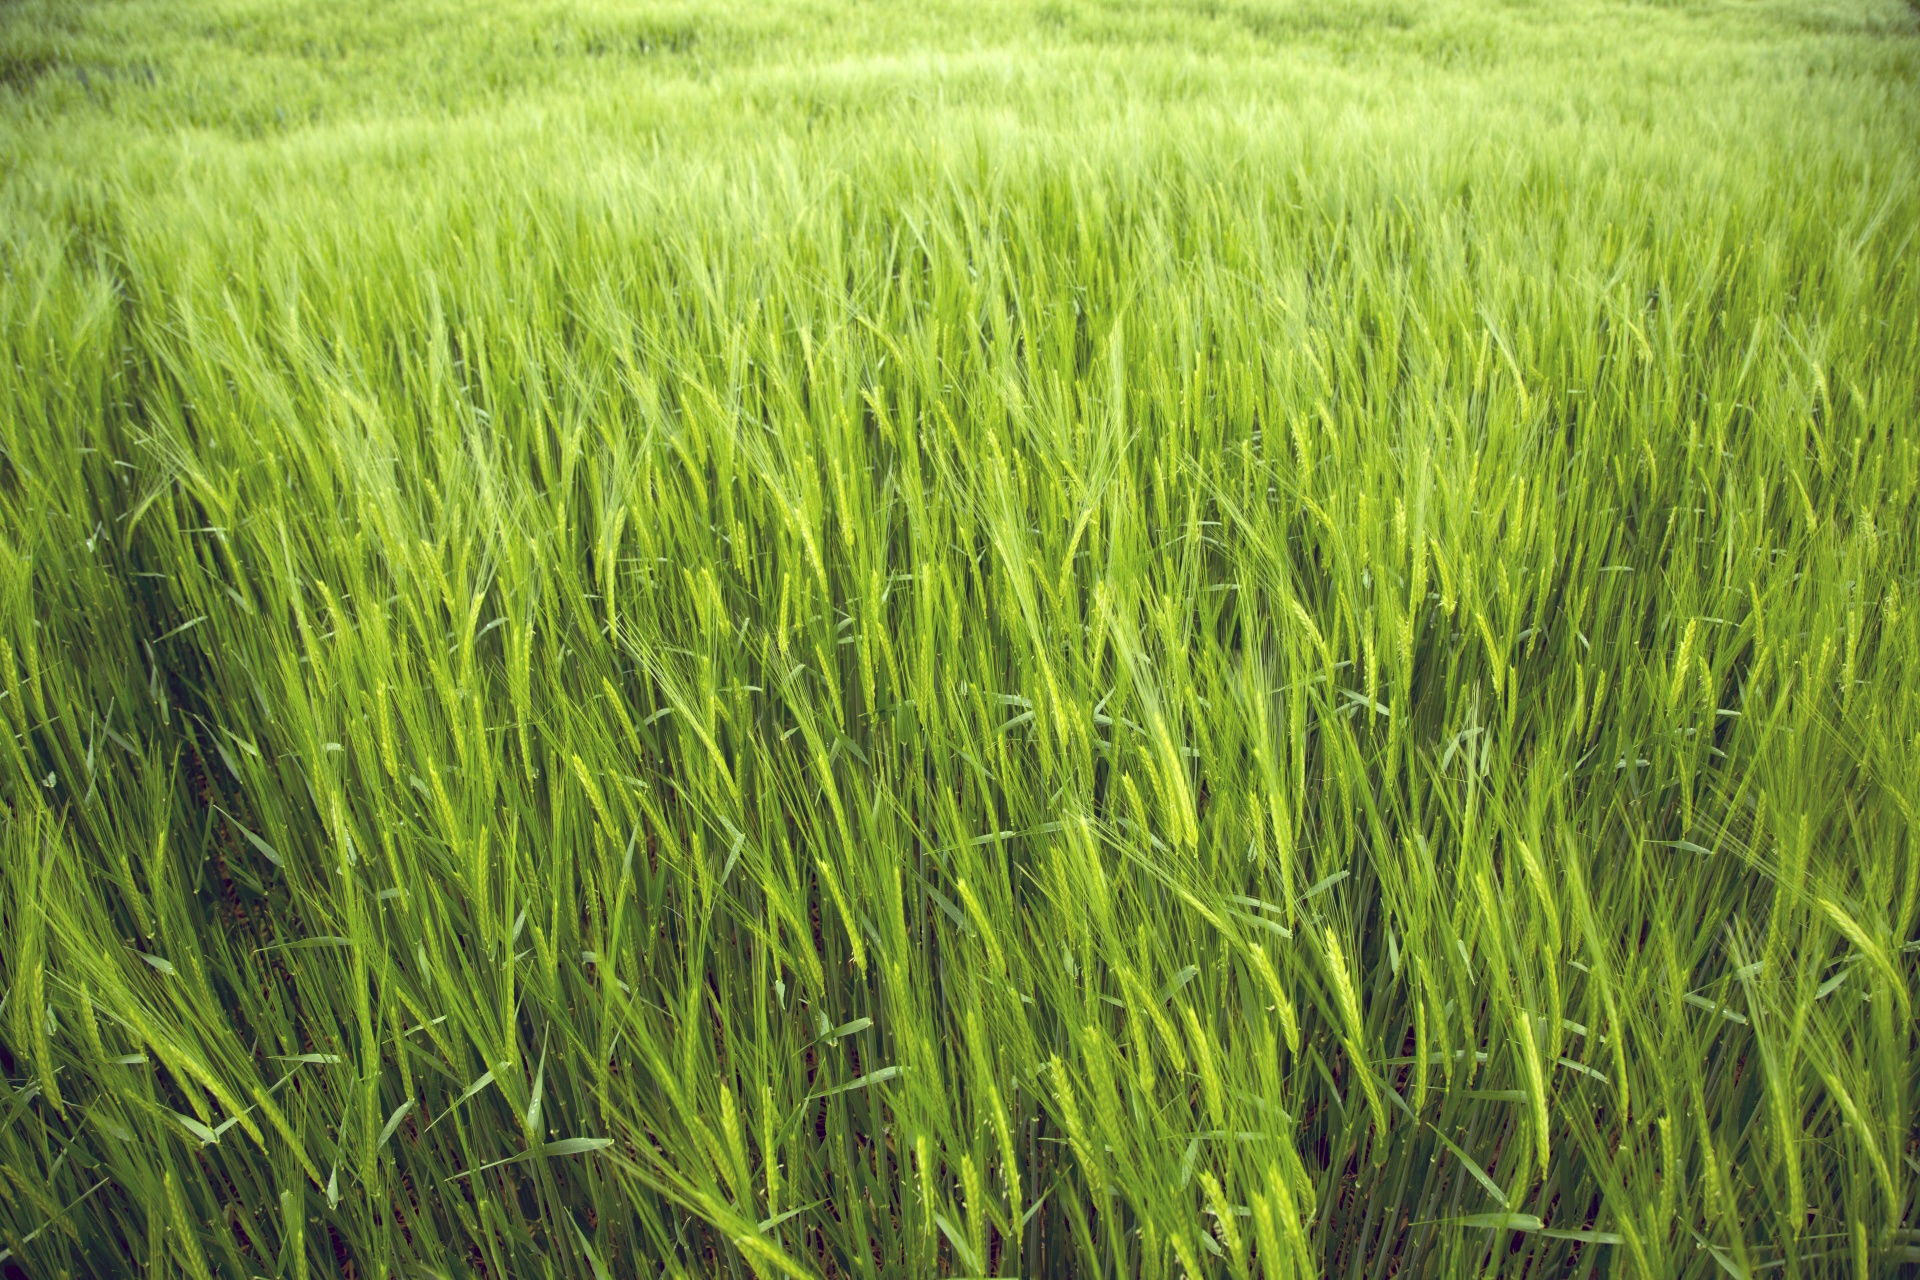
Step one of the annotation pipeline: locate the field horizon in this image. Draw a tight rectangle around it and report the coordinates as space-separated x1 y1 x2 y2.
2 0 1918 1275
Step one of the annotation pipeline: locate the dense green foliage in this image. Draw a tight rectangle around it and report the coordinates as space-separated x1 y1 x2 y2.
3 0 1918 1275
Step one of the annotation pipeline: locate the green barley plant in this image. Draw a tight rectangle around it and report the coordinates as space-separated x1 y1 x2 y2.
1 0 1917 1275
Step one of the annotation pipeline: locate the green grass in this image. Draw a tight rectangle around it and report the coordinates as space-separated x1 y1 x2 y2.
2 0 1918 1275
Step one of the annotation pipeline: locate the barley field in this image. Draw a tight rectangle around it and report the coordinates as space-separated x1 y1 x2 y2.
2 0 1917 1275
